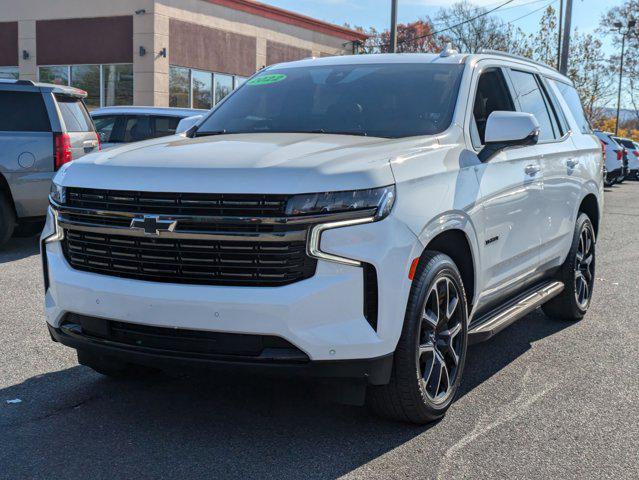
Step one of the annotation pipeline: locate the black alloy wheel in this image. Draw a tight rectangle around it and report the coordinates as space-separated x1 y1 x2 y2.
418 275 465 405
574 221 595 310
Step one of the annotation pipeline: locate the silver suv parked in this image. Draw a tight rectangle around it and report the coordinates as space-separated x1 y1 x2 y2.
0 79 98 246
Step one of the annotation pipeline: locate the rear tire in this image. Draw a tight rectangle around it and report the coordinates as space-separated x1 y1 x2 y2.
542 213 595 321
367 251 468 424
0 194 16 247
77 350 158 379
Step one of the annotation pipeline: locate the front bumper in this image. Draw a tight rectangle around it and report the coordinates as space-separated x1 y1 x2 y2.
42 207 421 367
48 321 394 384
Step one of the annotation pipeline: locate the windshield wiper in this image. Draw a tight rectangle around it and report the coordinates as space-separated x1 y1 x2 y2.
195 129 228 137
309 129 369 137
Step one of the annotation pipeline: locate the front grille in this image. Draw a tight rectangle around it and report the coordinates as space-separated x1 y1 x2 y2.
62 229 316 286
62 313 308 362
56 188 328 286
62 212 300 234
66 188 290 217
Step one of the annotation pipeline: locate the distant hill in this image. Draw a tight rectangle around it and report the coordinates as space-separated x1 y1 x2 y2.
601 108 638 123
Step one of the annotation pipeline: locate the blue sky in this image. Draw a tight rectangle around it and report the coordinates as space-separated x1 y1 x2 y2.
265 0 622 55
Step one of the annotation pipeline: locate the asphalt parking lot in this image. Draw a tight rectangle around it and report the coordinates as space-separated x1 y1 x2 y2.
1 183 638 480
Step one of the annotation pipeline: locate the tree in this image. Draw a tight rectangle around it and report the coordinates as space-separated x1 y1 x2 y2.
353 20 444 54
600 0 639 123
566 31 614 121
431 1 513 53
512 5 559 68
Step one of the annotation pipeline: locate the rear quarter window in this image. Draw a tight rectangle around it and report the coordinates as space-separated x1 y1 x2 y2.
0 90 51 132
153 116 181 137
55 94 94 132
549 80 592 134
92 115 119 143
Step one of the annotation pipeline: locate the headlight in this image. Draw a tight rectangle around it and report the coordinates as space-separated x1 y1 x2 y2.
49 183 66 204
285 185 395 220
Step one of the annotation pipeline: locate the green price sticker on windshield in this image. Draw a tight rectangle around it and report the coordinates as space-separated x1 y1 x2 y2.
247 74 287 86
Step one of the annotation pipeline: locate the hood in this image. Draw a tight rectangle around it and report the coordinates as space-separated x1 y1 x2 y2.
55 133 410 194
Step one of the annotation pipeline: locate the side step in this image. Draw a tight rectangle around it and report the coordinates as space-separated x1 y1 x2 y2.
468 281 564 344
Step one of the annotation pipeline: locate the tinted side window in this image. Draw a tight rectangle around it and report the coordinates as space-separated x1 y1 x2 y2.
123 116 152 142
616 138 635 149
55 94 94 132
549 79 592 134
152 116 181 137
472 68 515 146
509 70 557 142
93 115 119 143
0 91 51 132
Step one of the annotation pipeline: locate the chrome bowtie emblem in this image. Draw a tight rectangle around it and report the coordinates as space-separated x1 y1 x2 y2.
130 215 177 236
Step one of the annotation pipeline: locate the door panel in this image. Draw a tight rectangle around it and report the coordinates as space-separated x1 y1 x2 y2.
476 147 543 304
466 63 544 309
537 138 581 269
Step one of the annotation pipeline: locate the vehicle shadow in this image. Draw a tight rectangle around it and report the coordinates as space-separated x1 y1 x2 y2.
0 235 39 264
460 308 572 399
0 309 573 479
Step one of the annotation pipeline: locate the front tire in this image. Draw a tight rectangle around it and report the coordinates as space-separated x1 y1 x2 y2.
542 213 595 321
367 252 468 424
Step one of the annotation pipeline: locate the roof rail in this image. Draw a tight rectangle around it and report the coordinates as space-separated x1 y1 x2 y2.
0 79 36 85
477 49 559 73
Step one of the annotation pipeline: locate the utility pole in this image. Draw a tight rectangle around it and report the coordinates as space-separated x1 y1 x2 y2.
559 0 572 74
390 0 398 53
556 0 563 69
613 19 636 135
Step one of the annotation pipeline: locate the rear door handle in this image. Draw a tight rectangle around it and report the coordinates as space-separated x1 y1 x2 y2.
567 159 579 168
83 140 98 152
524 164 541 176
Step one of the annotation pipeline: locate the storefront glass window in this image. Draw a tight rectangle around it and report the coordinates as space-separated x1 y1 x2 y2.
39 66 69 85
0 66 19 79
192 70 212 109
70 65 100 109
215 73 233 104
169 66 191 108
102 64 133 107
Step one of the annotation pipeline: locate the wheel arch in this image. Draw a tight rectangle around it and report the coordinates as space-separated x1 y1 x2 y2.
0 172 17 215
416 215 479 311
578 193 600 238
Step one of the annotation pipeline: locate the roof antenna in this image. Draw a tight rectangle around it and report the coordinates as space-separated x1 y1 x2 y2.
439 43 458 57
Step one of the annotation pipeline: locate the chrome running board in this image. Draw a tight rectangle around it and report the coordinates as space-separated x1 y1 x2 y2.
468 281 564 344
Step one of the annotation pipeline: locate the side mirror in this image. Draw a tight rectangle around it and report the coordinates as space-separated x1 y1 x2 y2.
478 111 540 162
176 115 203 134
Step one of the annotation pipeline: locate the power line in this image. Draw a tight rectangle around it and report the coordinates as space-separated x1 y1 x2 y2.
368 0 556 49
505 0 558 25
505 0 557 26
390 0 518 48
427 0 552 29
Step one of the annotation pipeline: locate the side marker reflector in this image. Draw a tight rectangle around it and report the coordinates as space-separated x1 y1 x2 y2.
408 257 420 280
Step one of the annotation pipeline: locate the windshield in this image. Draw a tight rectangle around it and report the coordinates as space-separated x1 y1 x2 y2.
196 63 464 138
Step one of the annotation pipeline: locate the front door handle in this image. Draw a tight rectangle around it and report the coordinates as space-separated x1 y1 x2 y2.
524 164 541 176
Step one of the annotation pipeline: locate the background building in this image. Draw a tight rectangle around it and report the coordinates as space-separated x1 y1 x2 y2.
0 0 366 109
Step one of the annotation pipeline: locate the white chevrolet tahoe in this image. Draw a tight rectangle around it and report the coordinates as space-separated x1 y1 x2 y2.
42 51 603 424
